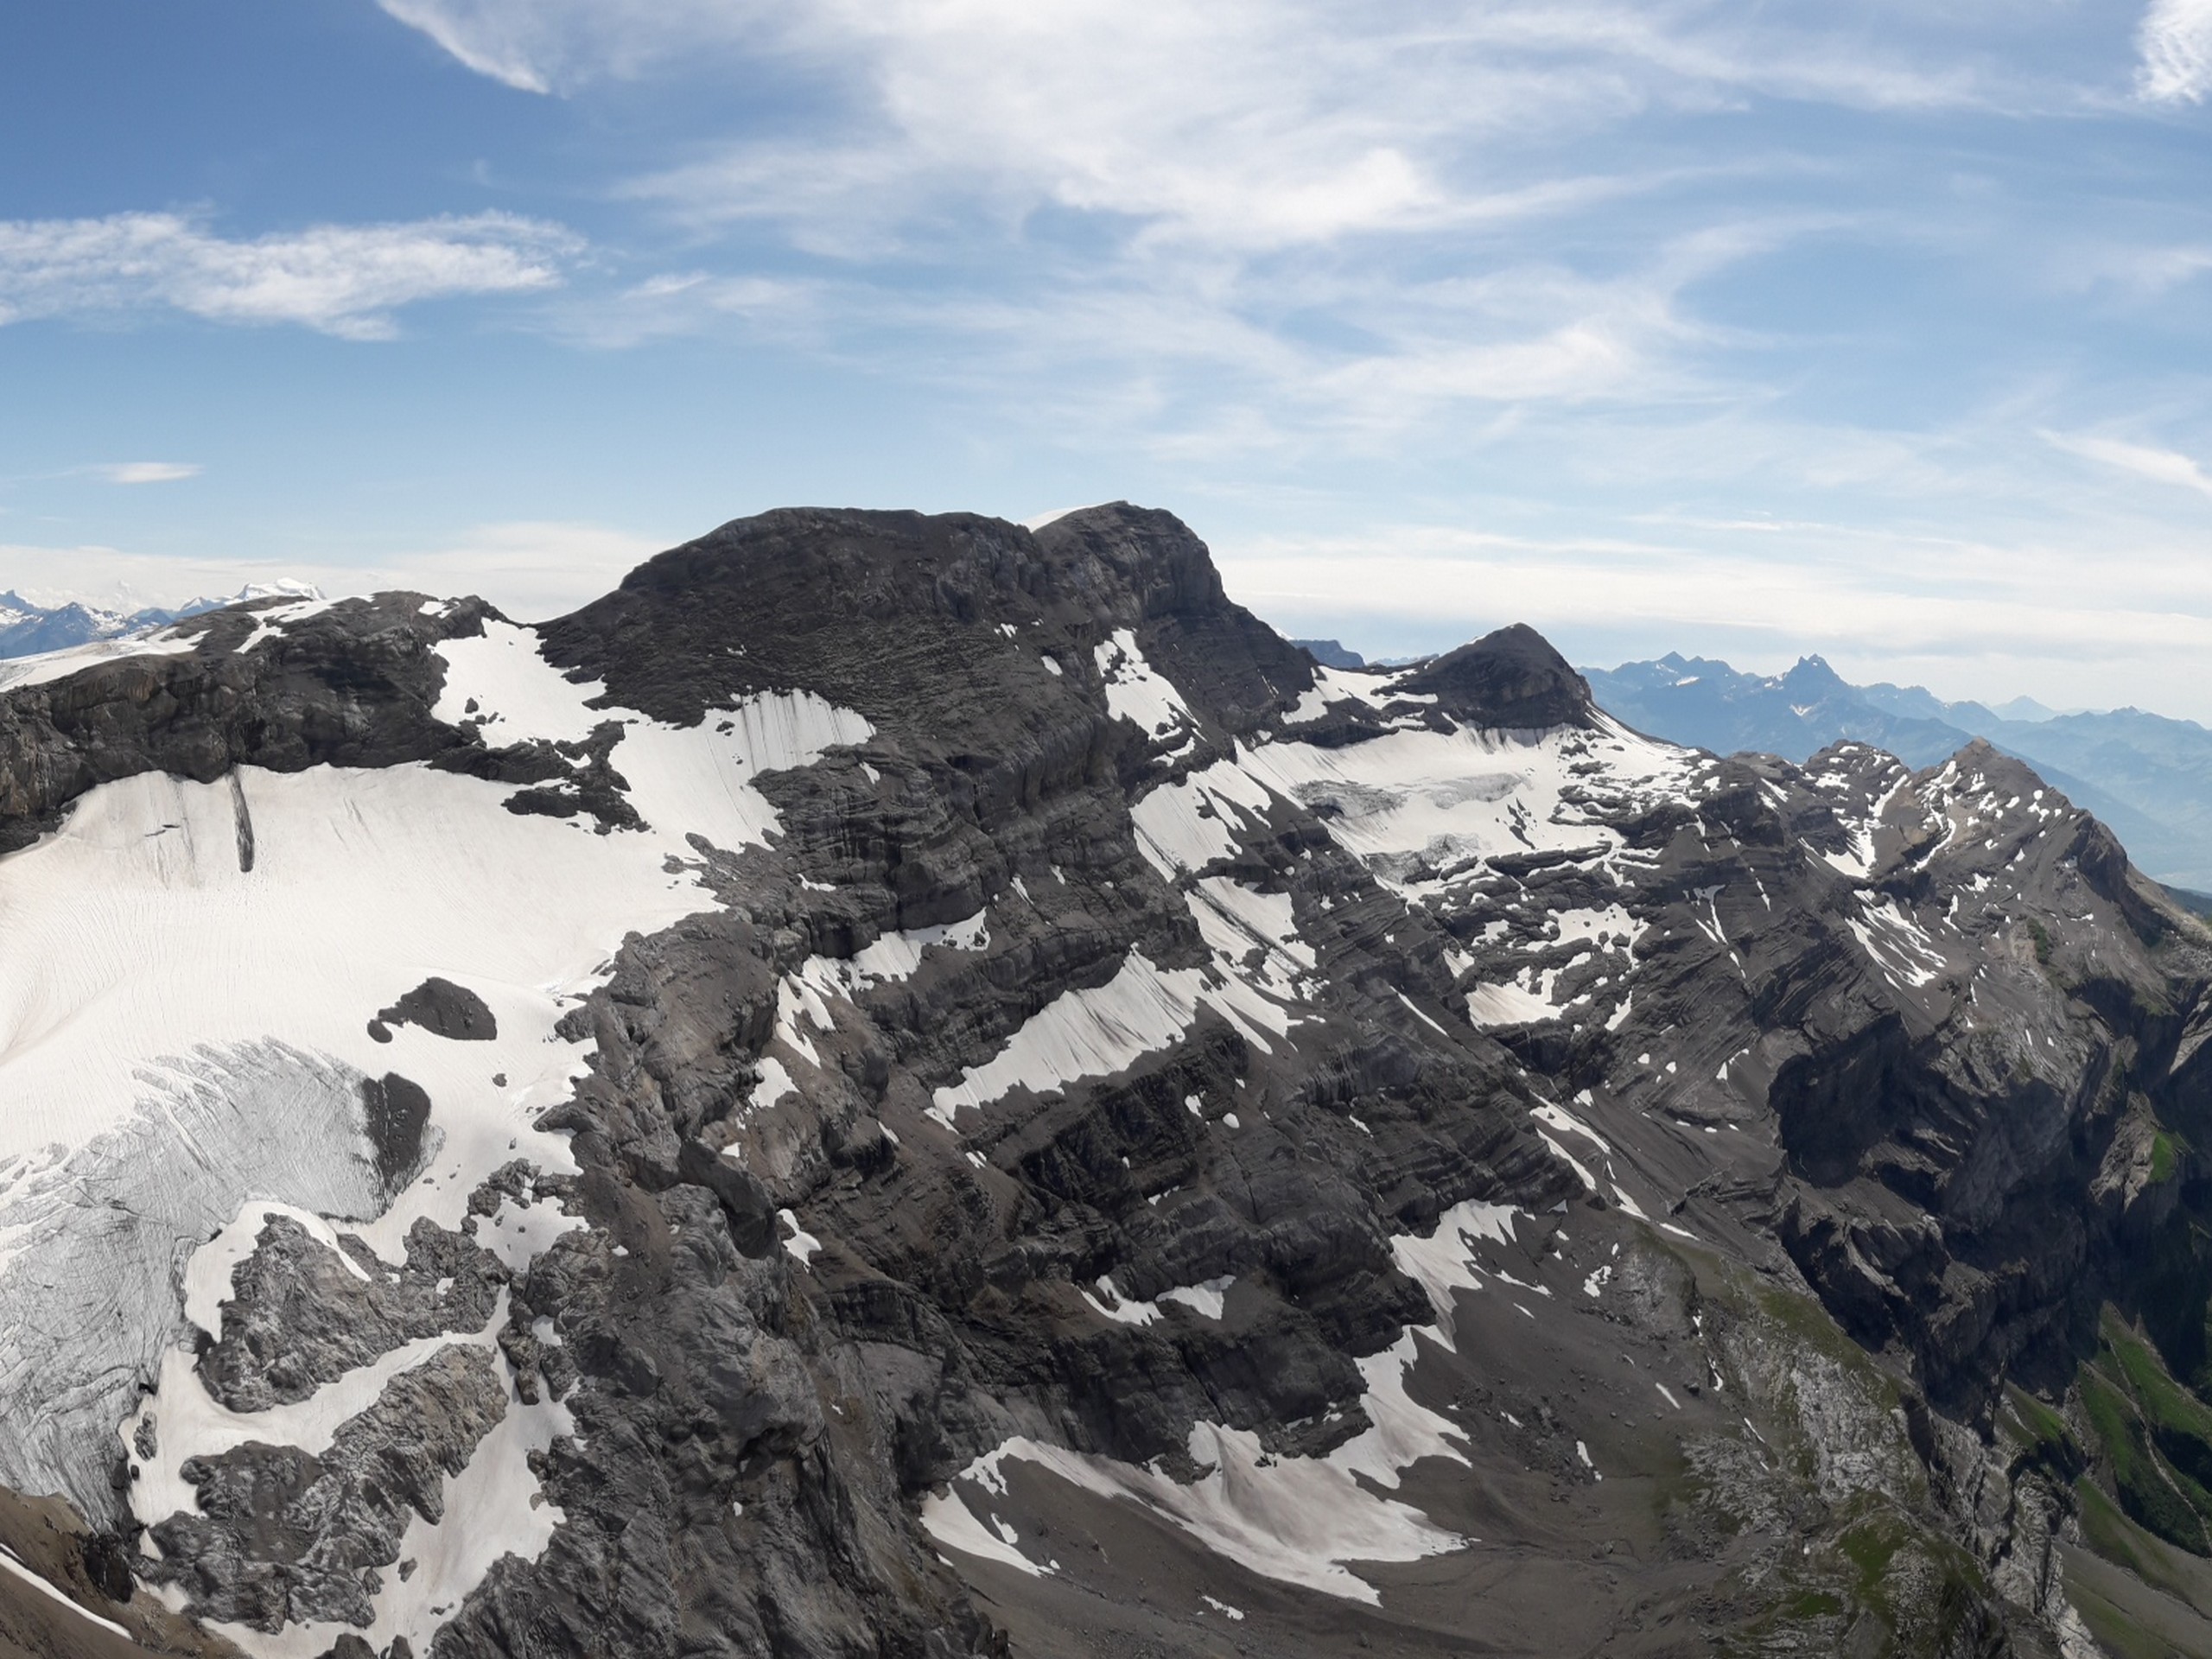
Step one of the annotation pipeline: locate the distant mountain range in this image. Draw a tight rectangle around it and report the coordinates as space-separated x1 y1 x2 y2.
1584 651 2212 890
0 579 321 658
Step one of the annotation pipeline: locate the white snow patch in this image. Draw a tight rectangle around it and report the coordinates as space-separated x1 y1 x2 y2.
1158 1276 1235 1320
741 1055 798 1119
927 952 1205 1128
431 620 604 746
1130 753 1276 877
1466 979 1554 1027
1845 893 1947 992
939 1425 1459 1605
796 910 991 1003
1530 1102 1611 1156
238 597 340 654
1397 993 1450 1036
1194 878 1313 969
920 1488 1051 1577
1081 1275 1160 1325
1535 1130 1598 1192
1240 712 1692 898
1326 1331 1468 1491
477 1192 583 1274
1095 629 1195 742
0 631 198 691
1387 1200 1516 1348
778 1209 822 1267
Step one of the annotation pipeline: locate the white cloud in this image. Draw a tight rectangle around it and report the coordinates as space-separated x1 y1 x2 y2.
0 213 580 339
549 270 817 348
1215 511 2212 718
2044 429 2212 498
372 519 671 617
90 462 201 485
356 3 2112 463
2138 0 2212 102
377 0 774 93
382 1 2006 260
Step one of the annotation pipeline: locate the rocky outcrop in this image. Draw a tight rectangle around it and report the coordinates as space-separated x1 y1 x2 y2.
1395 622 1596 732
151 1344 510 1632
200 1217 506 1412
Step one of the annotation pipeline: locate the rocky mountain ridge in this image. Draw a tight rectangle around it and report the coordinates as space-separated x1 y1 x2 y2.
1585 649 2212 893
0 507 2209 1657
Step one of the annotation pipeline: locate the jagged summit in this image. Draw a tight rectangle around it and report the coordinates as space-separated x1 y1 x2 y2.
536 505 1319 774
1778 652 1850 694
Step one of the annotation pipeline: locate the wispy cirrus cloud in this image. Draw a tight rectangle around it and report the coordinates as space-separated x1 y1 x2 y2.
383 1 2025 261
0 212 581 339
2044 429 2212 498
378 0 775 94
360 1 2039 461
87 461 201 485
2138 0 2212 102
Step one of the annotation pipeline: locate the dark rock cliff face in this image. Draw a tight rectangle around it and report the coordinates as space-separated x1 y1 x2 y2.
5 504 2212 1658
1395 622 1597 733
448 505 1567 1656
0 596 489 853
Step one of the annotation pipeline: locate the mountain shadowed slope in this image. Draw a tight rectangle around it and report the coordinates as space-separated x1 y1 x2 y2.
3 507 2212 1656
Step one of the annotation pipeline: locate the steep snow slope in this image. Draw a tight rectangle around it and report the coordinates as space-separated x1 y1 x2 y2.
0 603 878 1652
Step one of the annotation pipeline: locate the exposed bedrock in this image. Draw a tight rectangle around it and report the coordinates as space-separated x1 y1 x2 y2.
369 978 499 1046
199 1216 507 1413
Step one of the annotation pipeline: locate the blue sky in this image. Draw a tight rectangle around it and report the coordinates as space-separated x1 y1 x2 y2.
5 2 2212 715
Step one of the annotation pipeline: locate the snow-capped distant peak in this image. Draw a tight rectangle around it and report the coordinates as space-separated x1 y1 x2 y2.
0 577 327 661
176 579 327 613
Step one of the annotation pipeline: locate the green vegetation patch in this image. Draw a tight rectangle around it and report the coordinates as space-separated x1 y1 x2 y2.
2152 1129 2181 1187
2078 1315 2212 1556
1839 1512 1906 1593
2000 1384 2082 1481
2069 1577 2192 1659
2082 1370 2211 1553
2078 1476 2153 1580
2027 918 2055 964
